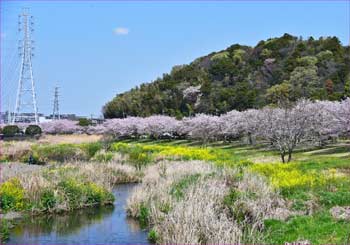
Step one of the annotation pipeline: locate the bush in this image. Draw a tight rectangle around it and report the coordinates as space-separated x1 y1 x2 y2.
0 178 26 211
40 189 56 210
85 182 114 205
93 152 114 162
79 142 102 159
58 179 114 209
25 125 42 136
129 147 153 170
20 152 43 165
148 229 159 243
33 144 85 163
58 179 84 209
78 118 92 127
0 219 10 242
138 203 150 227
2 125 20 137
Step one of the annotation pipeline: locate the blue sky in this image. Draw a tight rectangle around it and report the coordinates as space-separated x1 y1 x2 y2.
1 1 349 117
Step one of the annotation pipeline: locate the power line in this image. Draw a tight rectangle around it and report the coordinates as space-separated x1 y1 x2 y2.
52 86 60 120
12 8 39 124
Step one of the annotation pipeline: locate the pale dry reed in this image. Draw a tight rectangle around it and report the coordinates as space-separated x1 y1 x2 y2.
126 160 214 224
157 177 242 244
38 134 102 144
1 160 141 212
0 162 43 183
127 161 294 244
0 141 33 161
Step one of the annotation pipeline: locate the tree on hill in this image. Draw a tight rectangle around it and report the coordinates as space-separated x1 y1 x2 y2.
103 34 349 119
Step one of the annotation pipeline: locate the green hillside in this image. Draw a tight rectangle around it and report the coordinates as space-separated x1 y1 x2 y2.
103 34 350 118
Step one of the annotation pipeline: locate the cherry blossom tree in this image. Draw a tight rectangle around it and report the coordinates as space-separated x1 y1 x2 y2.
257 99 322 163
142 115 180 139
181 114 222 143
220 110 244 141
241 109 261 145
102 117 146 138
321 98 350 137
40 120 81 134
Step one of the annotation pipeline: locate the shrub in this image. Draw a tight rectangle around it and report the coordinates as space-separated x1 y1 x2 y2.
58 179 114 209
128 147 153 170
85 182 114 205
0 178 26 211
20 151 42 165
148 229 159 243
93 152 114 162
79 142 102 159
58 179 85 209
40 189 56 210
25 125 42 136
0 220 10 242
2 125 20 137
138 203 150 227
33 144 85 162
78 118 92 127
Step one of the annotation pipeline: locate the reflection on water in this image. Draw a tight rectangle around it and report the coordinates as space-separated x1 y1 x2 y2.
7 184 150 245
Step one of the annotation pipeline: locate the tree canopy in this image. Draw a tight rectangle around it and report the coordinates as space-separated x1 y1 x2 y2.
103 34 350 118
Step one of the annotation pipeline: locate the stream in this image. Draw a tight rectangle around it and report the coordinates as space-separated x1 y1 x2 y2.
6 184 150 244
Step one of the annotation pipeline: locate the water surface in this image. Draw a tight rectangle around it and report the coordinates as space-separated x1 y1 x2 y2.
7 184 150 245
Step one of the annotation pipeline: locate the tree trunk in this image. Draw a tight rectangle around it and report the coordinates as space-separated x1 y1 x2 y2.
281 153 285 163
287 151 292 162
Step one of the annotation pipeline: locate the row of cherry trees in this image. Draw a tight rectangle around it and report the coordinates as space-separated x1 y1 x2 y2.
38 98 350 162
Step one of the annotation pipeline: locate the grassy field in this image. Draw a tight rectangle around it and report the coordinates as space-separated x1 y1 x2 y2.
112 139 350 244
1 136 349 244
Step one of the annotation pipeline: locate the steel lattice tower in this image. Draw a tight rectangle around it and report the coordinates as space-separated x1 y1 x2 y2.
13 8 39 124
52 86 60 120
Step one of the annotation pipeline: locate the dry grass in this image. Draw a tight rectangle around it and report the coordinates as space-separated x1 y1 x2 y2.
0 162 43 184
1 160 141 213
126 161 296 244
157 177 242 244
126 160 214 223
0 141 33 161
38 134 102 144
0 134 103 163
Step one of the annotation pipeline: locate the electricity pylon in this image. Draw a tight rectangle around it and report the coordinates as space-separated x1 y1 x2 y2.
52 86 60 120
13 8 39 124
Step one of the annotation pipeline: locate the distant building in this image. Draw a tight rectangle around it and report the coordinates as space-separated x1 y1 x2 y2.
0 112 44 124
47 114 78 120
1 112 105 125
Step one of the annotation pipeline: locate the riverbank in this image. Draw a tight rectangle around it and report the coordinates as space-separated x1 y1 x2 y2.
1 136 349 244
0 160 141 242
5 184 150 245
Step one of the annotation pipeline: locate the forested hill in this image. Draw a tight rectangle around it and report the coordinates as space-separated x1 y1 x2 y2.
103 34 350 119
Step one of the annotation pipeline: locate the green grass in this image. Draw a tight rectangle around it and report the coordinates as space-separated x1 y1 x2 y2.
112 139 350 244
264 212 350 244
3 138 349 244
138 203 150 228
0 219 11 242
169 173 201 200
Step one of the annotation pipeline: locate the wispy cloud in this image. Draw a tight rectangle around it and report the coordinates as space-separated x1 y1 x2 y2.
113 27 129 35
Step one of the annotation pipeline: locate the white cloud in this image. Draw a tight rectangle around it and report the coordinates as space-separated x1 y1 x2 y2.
113 27 129 35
